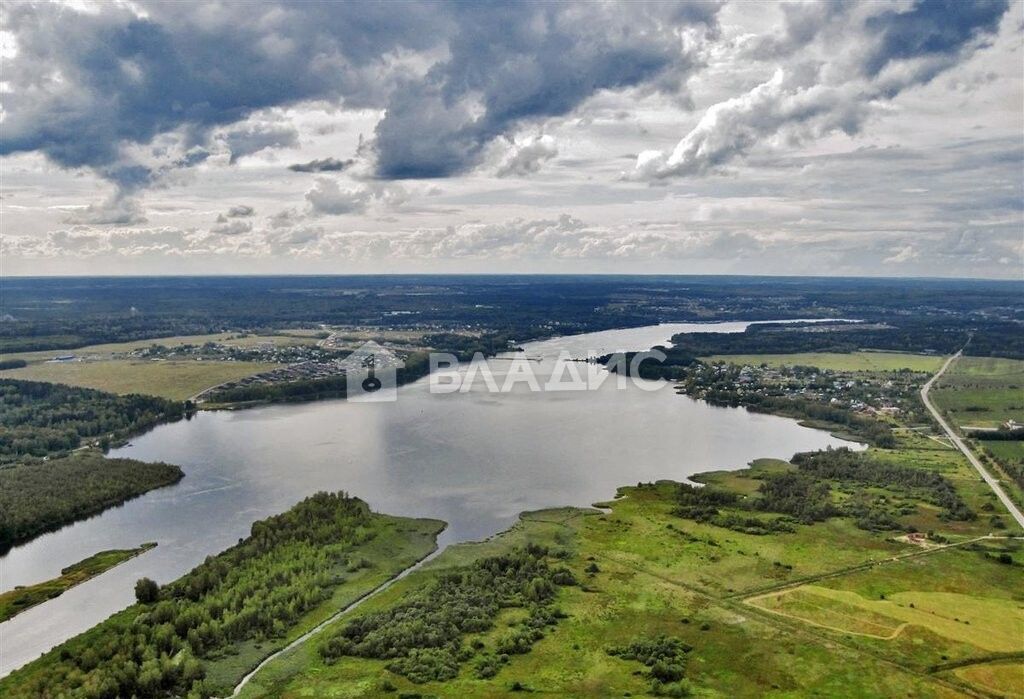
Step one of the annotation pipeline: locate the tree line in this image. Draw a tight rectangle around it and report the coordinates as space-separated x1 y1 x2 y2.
0 379 184 461
0 453 183 552
1 492 383 699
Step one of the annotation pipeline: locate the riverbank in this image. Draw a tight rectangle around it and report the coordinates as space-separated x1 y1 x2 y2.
0 495 445 698
235 456 1023 699
0 543 157 623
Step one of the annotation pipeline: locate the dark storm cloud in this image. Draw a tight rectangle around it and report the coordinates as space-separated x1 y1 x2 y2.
288 157 355 173
0 0 447 178
864 0 1009 77
374 2 720 178
223 125 300 164
0 1 720 184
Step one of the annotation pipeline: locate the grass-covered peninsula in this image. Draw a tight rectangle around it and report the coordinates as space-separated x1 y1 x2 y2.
0 543 157 622
0 493 444 699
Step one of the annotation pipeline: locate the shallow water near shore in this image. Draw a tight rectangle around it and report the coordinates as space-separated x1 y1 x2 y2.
0 320 859 675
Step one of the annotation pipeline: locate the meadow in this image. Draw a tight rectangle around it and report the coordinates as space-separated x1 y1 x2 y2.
932 357 1024 428
236 447 1022 699
0 331 321 364
3 359 280 401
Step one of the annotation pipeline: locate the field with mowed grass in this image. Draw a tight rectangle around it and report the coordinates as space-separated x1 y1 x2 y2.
0 331 322 364
1 359 280 400
237 456 1022 699
932 357 1024 428
700 351 944 372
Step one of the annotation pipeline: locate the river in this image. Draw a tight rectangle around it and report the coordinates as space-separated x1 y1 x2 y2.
0 321 859 675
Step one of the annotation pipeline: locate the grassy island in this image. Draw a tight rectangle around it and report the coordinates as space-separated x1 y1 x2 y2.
0 543 157 622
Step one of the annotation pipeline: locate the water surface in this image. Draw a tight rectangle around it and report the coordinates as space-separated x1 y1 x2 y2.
0 321 858 675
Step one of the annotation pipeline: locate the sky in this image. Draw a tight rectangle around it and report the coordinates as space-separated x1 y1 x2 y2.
1 0 1021 279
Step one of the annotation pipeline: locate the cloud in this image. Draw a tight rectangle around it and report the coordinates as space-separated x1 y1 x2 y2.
304 178 411 216
0 1 719 185
211 218 253 236
62 194 148 225
494 135 558 177
632 0 1010 180
225 205 255 218
221 124 300 164
883 245 919 265
373 3 717 178
0 1 445 179
862 0 1008 77
288 157 354 173
5 210 1021 279
304 178 372 215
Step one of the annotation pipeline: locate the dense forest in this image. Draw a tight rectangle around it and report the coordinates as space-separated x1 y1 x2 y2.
320 544 575 684
1 492 384 698
673 448 973 535
3 276 1020 354
667 319 1024 360
0 379 184 461
207 353 432 404
0 454 182 550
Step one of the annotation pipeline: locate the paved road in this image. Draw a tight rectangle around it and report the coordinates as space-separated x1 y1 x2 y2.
920 351 1024 530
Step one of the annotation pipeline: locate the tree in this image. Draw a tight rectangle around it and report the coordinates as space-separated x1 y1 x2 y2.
135 577 160 604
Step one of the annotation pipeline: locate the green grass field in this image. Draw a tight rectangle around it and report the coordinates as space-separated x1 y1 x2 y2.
0 331 321 364
933 357 1024 428
701 351 944 372
950 661 1024 698
238 455 1021 699
2 359 280 400
983 440 1024 463
750 580 1024 653
0 544 156 622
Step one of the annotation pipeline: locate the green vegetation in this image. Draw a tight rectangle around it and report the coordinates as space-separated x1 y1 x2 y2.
0 544 157 622
978 439 1024 500
0 379 184 461
606 635 692 696
0 453 183 550
236 474 1020 699
0 492 445 698
0 358 28 370
932 357 1024 428
232 373 1019 699
3 360 281 401
0 331 317 365
700 351 944 373
320 545 572 683
206 352 432 405
669 318 1024 359
0 379 189 549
